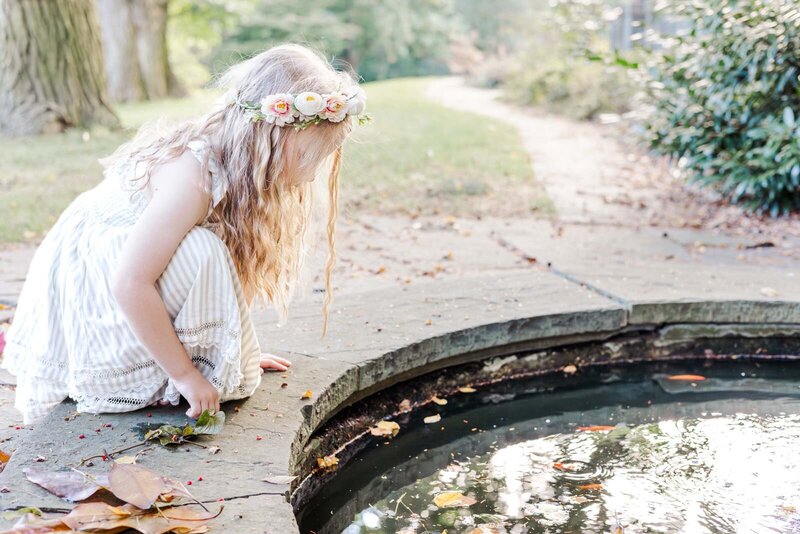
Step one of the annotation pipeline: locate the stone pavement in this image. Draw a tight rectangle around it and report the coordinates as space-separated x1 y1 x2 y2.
0 76 798 533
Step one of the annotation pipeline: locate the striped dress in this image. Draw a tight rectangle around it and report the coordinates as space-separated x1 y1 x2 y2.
1 138 262 424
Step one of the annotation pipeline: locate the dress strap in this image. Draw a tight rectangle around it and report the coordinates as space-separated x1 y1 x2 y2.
186 139 226 219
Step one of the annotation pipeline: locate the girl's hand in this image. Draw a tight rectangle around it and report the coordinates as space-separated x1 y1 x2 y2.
172 370 220 418
260 352 292 373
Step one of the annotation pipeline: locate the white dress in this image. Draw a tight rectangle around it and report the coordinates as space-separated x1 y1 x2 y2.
1 138 263 424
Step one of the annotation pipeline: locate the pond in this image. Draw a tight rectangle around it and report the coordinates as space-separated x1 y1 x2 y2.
297 359 800 534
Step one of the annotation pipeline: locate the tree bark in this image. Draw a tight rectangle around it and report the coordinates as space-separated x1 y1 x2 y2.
0 0 121 136
97 0 185 102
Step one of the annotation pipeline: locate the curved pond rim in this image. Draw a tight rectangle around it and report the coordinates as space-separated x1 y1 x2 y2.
289 325 800 524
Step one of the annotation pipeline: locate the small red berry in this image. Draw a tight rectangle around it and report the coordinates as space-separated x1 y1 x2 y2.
256 435 263 441
186 480 192 485
197 476 203 482
101 455 108 461
217 498 224 502
14 426 20 430
78 434 85 439
147 413 152 418
95 428 101 432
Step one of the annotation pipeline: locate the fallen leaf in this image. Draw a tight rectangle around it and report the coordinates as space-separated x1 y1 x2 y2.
666 374 706 381
458 386 476 393
423 414 442 424
0 450 9 464
562 364 577 374
263 474 298 485
61 501 221 534
553 462 575 471
108 462 167 509
2 507 43 521
761 287 779 297
433 491 477 508
115 456 138 465
577 483 603 491
301 390 313 400
193 409 226 435
317 454 339 469
370 420 400 437
431 396 447 405
576 426 616 432
23 467 109 501
207 446 221 455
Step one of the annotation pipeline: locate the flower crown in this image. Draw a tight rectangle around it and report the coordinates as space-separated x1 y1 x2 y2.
219 83 372 131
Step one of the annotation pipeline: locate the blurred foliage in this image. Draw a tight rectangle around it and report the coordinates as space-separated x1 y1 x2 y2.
168 0 459 83
495 0 641 120
640 0 800 215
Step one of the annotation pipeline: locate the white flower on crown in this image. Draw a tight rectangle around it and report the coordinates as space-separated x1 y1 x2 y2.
343 85 367 115
294 91 326 118
260 92 296 126
320 91 349 122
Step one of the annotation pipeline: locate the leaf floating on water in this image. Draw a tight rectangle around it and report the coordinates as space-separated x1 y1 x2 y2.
424 414 442 424
370 420 400 437
433 490 477 508
23 467 109 501
577 483 603 491
431 395 448 405
562 364 577 374
553 462 575 471
576 425 616 432
458 386 476 393
666 374 706 381
317 454 339 469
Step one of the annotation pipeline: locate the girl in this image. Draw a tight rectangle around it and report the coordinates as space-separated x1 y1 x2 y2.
1 43 369 424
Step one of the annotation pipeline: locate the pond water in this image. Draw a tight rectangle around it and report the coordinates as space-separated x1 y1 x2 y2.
297 359 800 534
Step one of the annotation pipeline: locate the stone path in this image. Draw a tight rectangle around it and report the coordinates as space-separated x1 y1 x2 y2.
1 76 798 533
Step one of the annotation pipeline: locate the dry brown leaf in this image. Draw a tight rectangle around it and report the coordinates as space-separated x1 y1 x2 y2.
433 490 477 508
108 462 168 509
431 396 447 405
369 420 400 437
316 454 339 469
62 501 220 534
423 414 441 424
23 467 109 502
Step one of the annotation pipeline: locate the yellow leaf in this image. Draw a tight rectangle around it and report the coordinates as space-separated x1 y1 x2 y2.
369 420 400 437
562 364 577 374
458 386 476 393
423 414 441 424
317 454 339 469
301 390 313 399
433 490 477 508
431 395 447 405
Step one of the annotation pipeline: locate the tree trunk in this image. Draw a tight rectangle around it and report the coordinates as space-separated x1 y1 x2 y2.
97 0 185 102
0 0 120 136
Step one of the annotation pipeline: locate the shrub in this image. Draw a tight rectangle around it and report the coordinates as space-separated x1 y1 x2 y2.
640 0 800 215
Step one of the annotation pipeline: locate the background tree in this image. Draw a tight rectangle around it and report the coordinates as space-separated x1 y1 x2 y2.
0 0 120 136
96 0 185 102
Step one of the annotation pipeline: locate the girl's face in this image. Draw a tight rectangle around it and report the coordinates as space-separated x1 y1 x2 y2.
282 133 340 187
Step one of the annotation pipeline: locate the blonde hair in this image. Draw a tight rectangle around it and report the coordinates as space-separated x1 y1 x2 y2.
98 43 357 338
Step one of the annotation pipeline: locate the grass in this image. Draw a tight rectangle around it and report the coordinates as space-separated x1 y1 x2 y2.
0 76 550 245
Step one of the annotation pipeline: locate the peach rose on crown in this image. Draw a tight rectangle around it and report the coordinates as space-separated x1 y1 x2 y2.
219 84 371 130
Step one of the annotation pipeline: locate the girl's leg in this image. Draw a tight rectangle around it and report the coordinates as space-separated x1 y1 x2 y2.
154 226 262 407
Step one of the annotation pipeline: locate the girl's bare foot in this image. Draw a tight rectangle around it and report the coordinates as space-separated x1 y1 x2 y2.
260 352 292 373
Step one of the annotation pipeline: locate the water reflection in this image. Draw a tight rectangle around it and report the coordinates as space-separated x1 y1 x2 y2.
298 362 800 534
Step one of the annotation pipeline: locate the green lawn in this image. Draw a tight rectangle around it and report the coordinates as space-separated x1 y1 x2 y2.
0 76 550 245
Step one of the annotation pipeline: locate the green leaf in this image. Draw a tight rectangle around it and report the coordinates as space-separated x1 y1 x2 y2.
194 410 226 436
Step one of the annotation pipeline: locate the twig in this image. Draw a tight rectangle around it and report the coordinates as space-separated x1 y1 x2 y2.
80 441 148 465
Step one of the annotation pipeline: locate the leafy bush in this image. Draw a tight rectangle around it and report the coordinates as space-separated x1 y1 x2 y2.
640 0 800 215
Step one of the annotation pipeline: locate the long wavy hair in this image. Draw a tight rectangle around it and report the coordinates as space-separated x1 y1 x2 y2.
98 43 358 338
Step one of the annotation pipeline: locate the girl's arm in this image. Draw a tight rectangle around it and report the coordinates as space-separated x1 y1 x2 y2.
111 150 218 418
